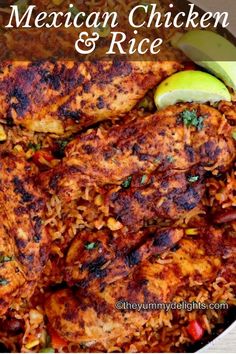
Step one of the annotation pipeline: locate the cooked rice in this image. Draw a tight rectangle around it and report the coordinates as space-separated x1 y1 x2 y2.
0 0 235 353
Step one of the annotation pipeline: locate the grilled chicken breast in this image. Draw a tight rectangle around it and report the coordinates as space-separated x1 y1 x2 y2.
41 103 235 198
0 153 48 315
45 227 230 344
40 103 235 232
107 168 205 230
64 227 183 290
0 60 180 134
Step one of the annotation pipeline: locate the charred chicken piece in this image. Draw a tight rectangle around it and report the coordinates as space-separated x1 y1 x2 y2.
0 152 48 315
45 227 228 344
0 60 180 134
108 168 205 230
64 227 183 290
41 103 235 202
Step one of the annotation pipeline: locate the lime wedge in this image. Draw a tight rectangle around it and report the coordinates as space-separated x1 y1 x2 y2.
154 70 231 109
173 30 236 90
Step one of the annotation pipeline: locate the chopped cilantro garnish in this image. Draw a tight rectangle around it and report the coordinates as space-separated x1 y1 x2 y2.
39 348 55 353
0 278 9 286
85 242 97 250
0 255 13 263
45 334 51 347
232 130 236 140
54 139 70 158
180 110 205 131
188 175 199 183
57 140 69 150
121 176 132 189
141 175 147 184
153 157 161 164
138 96 154 111
28 142 41 151
33 235 41 243
167 155 174 163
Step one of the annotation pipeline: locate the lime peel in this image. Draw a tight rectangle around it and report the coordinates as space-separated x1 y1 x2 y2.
154 70 231 109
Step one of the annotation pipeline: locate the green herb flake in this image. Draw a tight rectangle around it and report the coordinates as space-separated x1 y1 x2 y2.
85 242 97 250
33 235 41 243
56 140 69 157
28 142 41 152
188 175 199 183
138 97 148 109
141 175 147 184
0 255 13 263
57 140 69 150
153 157 161 164
0 278 9 286
138 97 154 111
167 155 174 163
232 130 236 140
219 299 226 304
121 176 132 189
45 334 51 347
180 110 205 131
39 348 55 353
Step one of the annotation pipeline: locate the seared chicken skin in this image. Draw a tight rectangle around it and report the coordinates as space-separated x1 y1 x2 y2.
45 227 231 344
0 153 48 315
56 168 205 233
64 227 183 290
42 103 235 199
107 168 205 230
0 60 180 134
